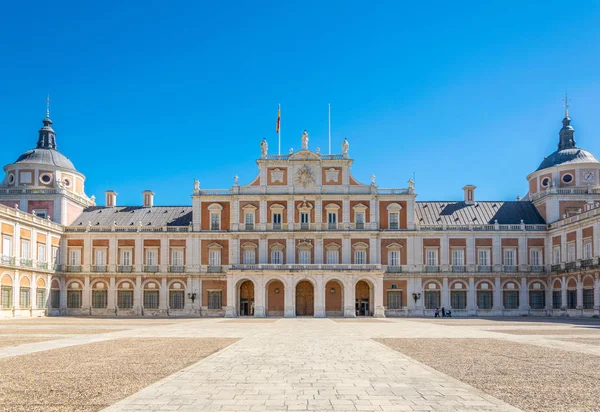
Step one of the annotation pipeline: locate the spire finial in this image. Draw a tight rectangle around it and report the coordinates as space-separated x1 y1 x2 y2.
45 94 51 119
563 92 570 117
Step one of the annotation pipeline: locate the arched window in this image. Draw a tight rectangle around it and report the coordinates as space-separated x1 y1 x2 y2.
36 278 47 308
67 281 82 308
476 281 493 310
143 282 160 309
19 277 31 308
92 282 108 309
117 281 134 309
450 282 467 310
502 282 519 309
1 275 13 309
50 279 60 308
169 282 185 310
529 281 546 310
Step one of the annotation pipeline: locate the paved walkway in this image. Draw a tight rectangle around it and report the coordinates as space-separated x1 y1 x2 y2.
103 319 520 411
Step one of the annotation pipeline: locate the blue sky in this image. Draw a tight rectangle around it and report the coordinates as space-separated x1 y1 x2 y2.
2 1 600 206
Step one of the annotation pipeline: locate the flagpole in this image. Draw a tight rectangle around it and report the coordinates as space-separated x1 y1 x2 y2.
328 103 331 155
278 103 281 156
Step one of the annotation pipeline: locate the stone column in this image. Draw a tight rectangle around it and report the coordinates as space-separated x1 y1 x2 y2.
518 236 527 270
493 277 502 312
134 237 143 273
315 197 323 230
342 197 350 229
344 278 355 317
467 277 476 315
159 277 168 312
342 235 351 264
441 277 449 308
258 236 268 264
82 275 90 311
83 237 91 272
108 276 116 311
407 277 416 311
369 197 377 229
60 277 67 312
160 238 169 272
287 199 294 230
520 276 529 313
286 238 295 264
225 273 236 317
284 275 295 317
369 237 378 265
492 235 501 272
576 274 583 310
314 236 323 265
373 275 385 317
134 276 142 315
12 271 20 310
109 237 117 271
254 277 266 317
30 273 37 310
314 275 325 318
576 228 583 260
561 275 567 311
259 197 267 231
594 274 600 316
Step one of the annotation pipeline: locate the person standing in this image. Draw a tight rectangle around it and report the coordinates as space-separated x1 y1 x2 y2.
434 307 440 318
441 307 446 317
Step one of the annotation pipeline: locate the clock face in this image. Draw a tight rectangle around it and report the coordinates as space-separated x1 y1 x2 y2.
584 172 595 183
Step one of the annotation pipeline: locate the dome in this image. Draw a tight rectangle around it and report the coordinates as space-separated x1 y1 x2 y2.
13 148 76 171
536 148 599 172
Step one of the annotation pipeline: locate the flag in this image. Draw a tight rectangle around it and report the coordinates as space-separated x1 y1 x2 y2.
276 105 280 134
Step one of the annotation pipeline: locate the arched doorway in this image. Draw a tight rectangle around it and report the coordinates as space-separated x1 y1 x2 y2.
239 280 255 316
355 280 372 316
325 280 343 317
266 279 284 316
296 281 314 316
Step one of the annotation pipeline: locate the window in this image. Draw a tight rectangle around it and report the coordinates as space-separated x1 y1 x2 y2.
117 290 133 308
21 240 30 260
503 291 519 309
389 212 399 230
92 290 107 308
37 244 46 263
120 249 132 266
424 291 440 309
51 289 60 308
271 250 283 264
209 249 221 266
171 249 184 267
541 177 550 187
477 291 493 309
562 173 573 183
170 290 185 309
387 291 403 309
529 291 545 309
355 212 365 229
326 249 339 264
244 212 254 230
553 247 560 264
67 290 82 308
52 246 59 265
36 288 46 308
354 250 366 264
145 249 158 266
567 244 576 262
584 241 593 260
68 248 81 266
208 291 222 309
1 286 12 308
478 248 490 266
567 289 577 309
273 212 282 229
95 249 107 267
143 290 159 309
451 291 467 309
20 288 30 307
298 250 311 264
327 212 337 229
583 289 594 309
426 249 438 266
243 249 256 264
210 213 220 230
503 248 516 266
552 291 562 309
34 209 48 218
530 249 541 266
388 250 400 267
2 236 12 257
451 249 464 266
300 212 310 228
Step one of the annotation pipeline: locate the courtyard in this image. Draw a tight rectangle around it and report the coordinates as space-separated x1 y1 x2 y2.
0 317 598 411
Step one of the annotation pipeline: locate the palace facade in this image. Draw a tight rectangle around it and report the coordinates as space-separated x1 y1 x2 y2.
1 109 600 318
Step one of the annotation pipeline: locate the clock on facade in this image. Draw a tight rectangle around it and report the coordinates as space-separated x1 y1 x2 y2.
583 171 595 183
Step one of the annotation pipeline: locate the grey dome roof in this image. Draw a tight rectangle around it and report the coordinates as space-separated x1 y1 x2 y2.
13 148 76 171
536 148 599 171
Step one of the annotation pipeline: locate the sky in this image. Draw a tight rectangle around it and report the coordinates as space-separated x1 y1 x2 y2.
2 0 600 206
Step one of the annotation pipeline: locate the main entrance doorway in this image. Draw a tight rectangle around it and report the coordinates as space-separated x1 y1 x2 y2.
239 280 255 316
355 280 371 316
296 281 314 316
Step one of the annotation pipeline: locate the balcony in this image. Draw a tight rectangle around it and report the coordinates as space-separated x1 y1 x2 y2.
551 264 562 273
425 265 440 273
143 265 159 273
388 223 400 230
328 223 338 230
503 265 518 273
565 262 576 271
229 264 381 272
21 259 33 268
386 265 402 273
581 258 596 269
477 265 492 273
272 223 282 231
66 265 81 273
169 265 185 273
451 265 466 273
92 265 107 272
244 223 254 231
36 261 48 270
530 265 545 273
355 222 365 230
0 255 16 266
208 265 223 273
118 265 134 273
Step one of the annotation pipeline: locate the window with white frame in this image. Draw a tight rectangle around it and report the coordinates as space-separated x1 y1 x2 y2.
68 248 81 266
120 249 132 267
145 249 158 266
354 250 366 264
210 212 220 230
21 239 30 260
2 236 12 257
36 288 46 308
388 250 400 266
298 250 311 264
326 249 339 264
426 248 438 266
503 248 516 266
553 246 561 264
451 249 464 266
209 248 221 266
530 248 541 266
92 287 108 308
355 211 365 228
567 243 576 262
327 212 337 229
37 243 46 263
118 290 134 308
300 212 310 227
387 291 403 309
272 212 282 228
271 249 283 264
34 209 47 219
387 203 402 230
584 240 593 260
243 248 256 264
143 288 159 309
171 249 184 267
478 248 490 266
95 248 106 267
67 288 82 308
244 212 254 229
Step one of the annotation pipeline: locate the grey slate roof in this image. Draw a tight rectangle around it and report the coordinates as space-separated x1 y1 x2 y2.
536 148 599 171
14 148 76 171
416 201 546 225
70 206 193 227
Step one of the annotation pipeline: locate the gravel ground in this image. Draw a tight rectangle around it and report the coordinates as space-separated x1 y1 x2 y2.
493 328 600 335
332 319 392 323
0 337 238 411
556 338 600 346
376 338 600 412
219 319 279 323
0 328 127 335
0 336 54 348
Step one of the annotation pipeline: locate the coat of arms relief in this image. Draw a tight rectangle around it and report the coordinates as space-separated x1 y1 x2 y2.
295 166 315 188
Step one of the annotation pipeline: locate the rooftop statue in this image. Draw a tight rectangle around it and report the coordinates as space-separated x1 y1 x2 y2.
342 138 349 157
301 130 309 151
260 138 268 158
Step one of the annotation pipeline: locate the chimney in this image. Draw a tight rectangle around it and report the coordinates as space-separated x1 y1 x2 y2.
105 190 117 207
142 190 154 208
462 185 476 205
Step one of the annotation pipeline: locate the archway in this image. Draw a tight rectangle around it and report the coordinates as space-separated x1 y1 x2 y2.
239 280 255 316
325 280 343 316
355 280 372 316
266 279 284 316
296 280 314 316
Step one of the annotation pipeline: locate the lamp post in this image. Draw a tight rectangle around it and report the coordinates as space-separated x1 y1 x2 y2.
187 292 197 303
412 292 421 305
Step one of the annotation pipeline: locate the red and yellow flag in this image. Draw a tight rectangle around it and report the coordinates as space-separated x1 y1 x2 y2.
276 105 281 134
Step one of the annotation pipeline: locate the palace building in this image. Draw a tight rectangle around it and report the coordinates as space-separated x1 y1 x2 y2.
1 108 600 318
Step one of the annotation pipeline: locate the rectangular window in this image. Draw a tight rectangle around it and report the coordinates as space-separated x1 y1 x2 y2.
120 249 132 266
209 249 221 266
34 209 47 219
389 212 399 230
1 286 12 308
388 250 400 266
553 247 561 264
300 212 309 226
503 291 519 309
243 249 256 264
529 291 545 309
143 290 159 309
478 248 490 266
52 246 59 265
567 289 577 309
51 289 60 309
95 249 107 266
68 248 81 266
477 291 493 309
567 244 576 262
92 290 107 309
355 212 365 229
298 250 311 264
387 291 403 309
583 289 594 309
145 249 158 266
208 291 222 309
530 249 541 266
117 290 133 309
451 249 464 266
244 212 254 230
271 250 283 264
584 241 593 260
19 287 30 308
326 249 339 264
426 249 438 266
171 249 184 266
273 213 282 229
37 244 46 263
327 212 337 229
2 236 12 257
424 291 440 309
36 288 46 308
354 250 366 264
210 213 220 230
170 290 185 309
21 240 30 260
503 248 516 266
552 291 562 309
67 290 82 308
451 291 467 309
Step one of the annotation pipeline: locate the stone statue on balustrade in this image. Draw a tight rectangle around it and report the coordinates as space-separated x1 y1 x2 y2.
260 138 268 158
